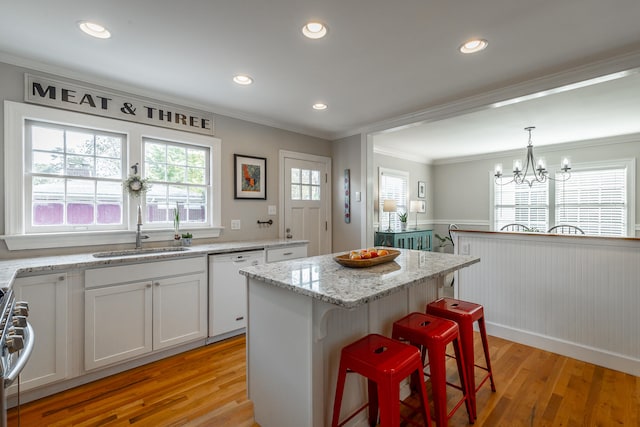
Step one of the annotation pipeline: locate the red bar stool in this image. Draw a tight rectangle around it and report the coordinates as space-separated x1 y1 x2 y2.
392 312 473 427
331 333 432 427
426 298 496 420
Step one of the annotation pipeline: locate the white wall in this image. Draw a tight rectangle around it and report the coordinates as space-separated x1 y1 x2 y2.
433 135 640 237
331 134 362 253
0 61 333 259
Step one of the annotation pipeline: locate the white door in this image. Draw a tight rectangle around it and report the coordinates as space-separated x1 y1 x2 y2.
282 152 331 256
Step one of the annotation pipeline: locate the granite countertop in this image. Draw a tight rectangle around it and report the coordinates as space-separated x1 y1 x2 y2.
239 249 480 308
0 239 307 290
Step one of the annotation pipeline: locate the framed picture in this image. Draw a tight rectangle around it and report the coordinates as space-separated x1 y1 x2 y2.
418 181 426 199
234 154 267 199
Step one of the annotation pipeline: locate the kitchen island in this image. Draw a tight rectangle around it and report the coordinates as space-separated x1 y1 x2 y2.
239 249 480 427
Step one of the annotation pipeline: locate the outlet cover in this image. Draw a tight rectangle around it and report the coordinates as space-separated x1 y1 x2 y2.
268 205 277 215
231 220 241 230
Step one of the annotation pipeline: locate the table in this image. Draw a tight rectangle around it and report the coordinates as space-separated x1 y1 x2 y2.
239 249 479 427
375 228 432 251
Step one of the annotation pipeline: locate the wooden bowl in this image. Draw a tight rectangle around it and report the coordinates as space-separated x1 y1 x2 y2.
334 249 401 268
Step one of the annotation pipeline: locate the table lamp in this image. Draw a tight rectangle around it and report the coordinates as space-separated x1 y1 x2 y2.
409 200 426 228
382 199 397 231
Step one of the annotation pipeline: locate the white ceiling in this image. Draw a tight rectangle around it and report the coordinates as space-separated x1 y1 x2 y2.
1 0 640 159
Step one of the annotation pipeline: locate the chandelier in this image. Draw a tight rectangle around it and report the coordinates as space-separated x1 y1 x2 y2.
494 126 571 187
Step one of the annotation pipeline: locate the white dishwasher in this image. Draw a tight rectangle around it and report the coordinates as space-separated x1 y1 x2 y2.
208 250 264 342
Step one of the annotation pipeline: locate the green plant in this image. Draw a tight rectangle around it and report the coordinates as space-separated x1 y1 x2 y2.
434 233 453 247
181 232 192 239
173 202 180 231
398 211 408 222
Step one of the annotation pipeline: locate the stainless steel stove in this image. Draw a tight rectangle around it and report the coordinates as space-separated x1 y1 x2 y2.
0 288 33 427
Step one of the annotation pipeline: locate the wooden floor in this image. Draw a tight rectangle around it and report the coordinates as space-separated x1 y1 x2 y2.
8 333 640 426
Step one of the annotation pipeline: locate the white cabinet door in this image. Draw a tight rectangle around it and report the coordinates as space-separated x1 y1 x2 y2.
153 273 207 350
11 273 68 392
85 281 152 370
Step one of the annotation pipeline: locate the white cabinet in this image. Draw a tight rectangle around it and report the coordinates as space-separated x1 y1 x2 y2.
85 281 152 369
209 251 264 339
265 244 307 263
85 257 207 370
154 273 207 350
10 273 68 392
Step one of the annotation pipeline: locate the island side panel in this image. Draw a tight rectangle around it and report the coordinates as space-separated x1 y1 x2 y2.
317 277 440 426
247 278 314 427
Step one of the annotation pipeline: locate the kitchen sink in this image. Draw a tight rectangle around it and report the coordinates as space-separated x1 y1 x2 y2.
92 247 190 258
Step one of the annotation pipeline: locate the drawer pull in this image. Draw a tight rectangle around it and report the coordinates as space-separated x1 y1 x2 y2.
235 316 244 321
283 252 293 256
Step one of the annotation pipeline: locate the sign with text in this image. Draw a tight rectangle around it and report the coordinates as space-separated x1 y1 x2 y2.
24 74 214 136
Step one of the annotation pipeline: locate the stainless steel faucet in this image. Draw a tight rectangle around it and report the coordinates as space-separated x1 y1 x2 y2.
135 206 150 249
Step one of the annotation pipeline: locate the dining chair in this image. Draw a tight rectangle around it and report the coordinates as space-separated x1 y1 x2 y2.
500 223 531 232
547 224 585 235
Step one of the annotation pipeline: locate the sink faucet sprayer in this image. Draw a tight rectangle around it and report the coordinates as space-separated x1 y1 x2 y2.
136 205 150 249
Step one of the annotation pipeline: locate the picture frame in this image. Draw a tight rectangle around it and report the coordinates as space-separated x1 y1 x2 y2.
234 154 267 199
418 181 426 199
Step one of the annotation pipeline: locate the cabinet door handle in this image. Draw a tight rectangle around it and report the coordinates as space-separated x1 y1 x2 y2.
154 282 160 286
235 316 244 321
146 284 152 288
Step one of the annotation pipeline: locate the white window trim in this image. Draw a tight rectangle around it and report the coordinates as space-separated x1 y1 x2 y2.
489 158 636 236
378 167 409 229
3 100 222 250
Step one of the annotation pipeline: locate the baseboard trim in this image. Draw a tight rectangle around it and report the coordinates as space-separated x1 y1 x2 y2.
486 322 640 376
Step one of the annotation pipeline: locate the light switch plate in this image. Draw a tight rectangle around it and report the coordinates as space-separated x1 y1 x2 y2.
231 220 241 230
268 205 277 215
355 191 361 202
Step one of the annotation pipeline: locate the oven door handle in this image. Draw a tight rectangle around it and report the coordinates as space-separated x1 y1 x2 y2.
4 322 35 388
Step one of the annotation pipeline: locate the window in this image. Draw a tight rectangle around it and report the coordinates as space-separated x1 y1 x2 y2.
492 159 635 236
290 167 321 200
556 167 627 236
26 120 126 232
144 138 209 226
494 180 548 232
378 168 408 230
4 101 221 250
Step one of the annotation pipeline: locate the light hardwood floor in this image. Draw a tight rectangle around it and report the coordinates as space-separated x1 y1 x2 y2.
8 333 640 426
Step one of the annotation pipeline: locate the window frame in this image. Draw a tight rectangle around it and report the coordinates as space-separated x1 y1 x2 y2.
3 100 221 250
490 158 636 236
378 167 409 230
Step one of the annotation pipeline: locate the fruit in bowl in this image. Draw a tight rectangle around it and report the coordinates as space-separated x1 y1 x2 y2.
349 247 391 260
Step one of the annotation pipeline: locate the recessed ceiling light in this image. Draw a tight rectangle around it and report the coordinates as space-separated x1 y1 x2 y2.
78 21 111 39
459 38 488 54
233 75 253 85
312 103 328 110
302 22 328 39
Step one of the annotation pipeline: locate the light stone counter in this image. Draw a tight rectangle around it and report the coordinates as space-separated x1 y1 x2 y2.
240 249 480 427
0 239 307 290
240 249 479 308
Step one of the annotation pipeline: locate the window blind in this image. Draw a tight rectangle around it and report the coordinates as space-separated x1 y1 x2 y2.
494 179 548 231
379 168 408 230
555 168 626 236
